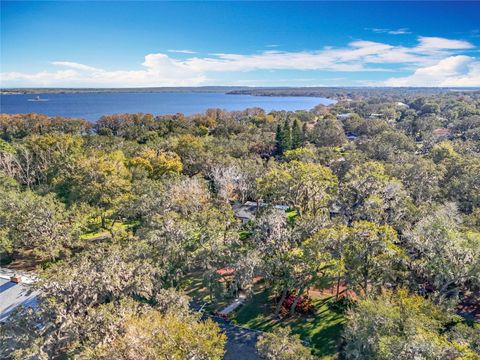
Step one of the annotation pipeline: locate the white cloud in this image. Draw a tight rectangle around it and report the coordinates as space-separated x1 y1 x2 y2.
388 28 411 35
383 56 480 86
367 27 411 35
1 54 206 87
1 36 477 87
51 61 100 72
416 36 474 51
183 37 474 73
1 70 83 84
167 49 197 54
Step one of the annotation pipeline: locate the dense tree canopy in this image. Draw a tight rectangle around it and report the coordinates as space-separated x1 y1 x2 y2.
343 289 479 360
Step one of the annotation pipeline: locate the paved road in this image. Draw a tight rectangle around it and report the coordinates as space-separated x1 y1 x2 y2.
191 300 262 360
215 317 261 360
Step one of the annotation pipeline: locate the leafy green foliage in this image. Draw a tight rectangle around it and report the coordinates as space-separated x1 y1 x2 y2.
343 289 479 360
89 310 226 360
257 326 314 360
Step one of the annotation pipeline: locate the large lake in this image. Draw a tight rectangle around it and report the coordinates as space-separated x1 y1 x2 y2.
0 92 334 121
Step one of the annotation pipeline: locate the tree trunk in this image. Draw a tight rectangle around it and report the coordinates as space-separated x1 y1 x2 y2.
363 271 369 297
107 218 118 238
439 279 456 296
363 256 369 296
290 286 305 315
274 288 288 317
336 276 341 300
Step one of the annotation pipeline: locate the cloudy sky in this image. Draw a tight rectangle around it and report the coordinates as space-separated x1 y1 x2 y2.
1 1 479 88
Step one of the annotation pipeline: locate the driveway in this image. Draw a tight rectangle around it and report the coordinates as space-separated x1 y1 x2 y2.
213 317 262 360
191 300 262 360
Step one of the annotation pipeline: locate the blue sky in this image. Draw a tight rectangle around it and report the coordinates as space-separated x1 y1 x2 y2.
1 1 480 87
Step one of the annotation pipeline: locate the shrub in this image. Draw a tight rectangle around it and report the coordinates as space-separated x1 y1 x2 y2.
279 291 315 316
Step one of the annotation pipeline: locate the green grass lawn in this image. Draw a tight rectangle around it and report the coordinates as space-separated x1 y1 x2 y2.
80 228 110 240
286 209 298 220
181 267 346 358
233 285 346 359
180 271 236 313
80 220 139 240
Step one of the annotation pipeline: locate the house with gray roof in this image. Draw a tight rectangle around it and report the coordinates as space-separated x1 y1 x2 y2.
233 201 289 224
0 268 38 322
232 202 259 224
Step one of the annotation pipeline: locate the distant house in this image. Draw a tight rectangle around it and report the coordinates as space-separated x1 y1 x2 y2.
215 268 235 283
232 201 289 224
329 202 343 218
346 132 358 141
232 202 258 224
368 113 384 118
0 268 38 322
433 127 452 139
337 113 354 120
396 102 409 108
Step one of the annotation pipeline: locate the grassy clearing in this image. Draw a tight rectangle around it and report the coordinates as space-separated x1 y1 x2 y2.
180 271 236 313
181 266 346 358
286 209 298 220
80 220 138 240
80 229 110 240
233 285 346 359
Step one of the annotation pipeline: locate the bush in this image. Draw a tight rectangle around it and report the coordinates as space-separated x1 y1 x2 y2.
328 296 354 313
279 291 315 316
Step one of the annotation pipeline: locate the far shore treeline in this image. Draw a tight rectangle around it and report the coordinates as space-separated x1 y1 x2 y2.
2 86 479 98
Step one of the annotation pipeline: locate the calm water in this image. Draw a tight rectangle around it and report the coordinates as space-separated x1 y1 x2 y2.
0 92 334 121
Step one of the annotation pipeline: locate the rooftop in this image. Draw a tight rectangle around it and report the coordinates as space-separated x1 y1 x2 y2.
0 268 39 322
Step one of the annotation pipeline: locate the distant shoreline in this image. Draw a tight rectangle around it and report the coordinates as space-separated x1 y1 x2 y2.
0 87 248 95
2 86 478 98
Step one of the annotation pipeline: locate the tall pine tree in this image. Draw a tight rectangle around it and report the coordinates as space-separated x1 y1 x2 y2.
275 121 292 155
281 121 292 153
275 123 283 155
291 119 303 149
302 122 308 144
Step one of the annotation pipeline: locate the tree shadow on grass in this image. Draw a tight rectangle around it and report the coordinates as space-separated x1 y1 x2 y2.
235 290 346 358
